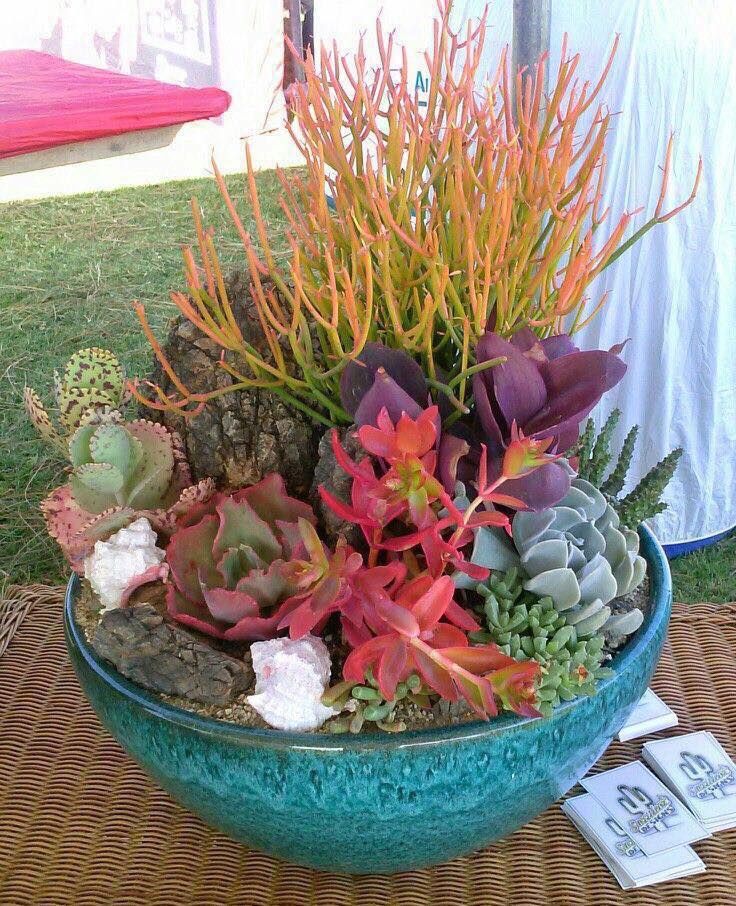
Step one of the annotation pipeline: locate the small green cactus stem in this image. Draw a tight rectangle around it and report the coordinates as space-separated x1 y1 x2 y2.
601 424 638 497
575 409 682 529
578 409 620 485
575 417 596 463
471 570 612 717
25 347 126 449
616 448 683 530
323 671 430 733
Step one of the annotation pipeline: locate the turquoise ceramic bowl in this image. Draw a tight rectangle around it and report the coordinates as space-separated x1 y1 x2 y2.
64 525 671 874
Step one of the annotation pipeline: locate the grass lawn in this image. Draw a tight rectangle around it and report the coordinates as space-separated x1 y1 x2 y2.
0 172 733 602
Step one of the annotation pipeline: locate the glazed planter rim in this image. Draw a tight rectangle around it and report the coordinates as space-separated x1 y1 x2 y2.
65 523 670 753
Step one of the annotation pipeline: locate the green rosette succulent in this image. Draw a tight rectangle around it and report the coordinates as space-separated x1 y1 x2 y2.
470 570 612 717
459 477 646 640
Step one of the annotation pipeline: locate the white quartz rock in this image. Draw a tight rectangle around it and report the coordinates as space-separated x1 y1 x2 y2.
83 518 166 612
247 635 337 732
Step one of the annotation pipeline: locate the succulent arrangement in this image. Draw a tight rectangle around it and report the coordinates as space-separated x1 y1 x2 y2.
27 2 695 734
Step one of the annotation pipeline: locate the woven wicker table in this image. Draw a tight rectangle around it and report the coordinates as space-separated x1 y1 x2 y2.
2 588 735 906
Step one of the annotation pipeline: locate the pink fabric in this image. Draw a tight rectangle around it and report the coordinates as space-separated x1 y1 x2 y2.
0 50 231 159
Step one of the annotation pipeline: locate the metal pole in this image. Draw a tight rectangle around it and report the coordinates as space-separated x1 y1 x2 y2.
512 0 551 104
284 0 305 85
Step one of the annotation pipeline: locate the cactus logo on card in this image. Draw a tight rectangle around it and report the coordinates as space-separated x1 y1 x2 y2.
680 751 736 801
604 817 645 858
617 784 679 835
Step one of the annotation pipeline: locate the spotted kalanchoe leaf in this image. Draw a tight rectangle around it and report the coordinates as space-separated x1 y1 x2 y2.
25 347 127 453
55 347 126 433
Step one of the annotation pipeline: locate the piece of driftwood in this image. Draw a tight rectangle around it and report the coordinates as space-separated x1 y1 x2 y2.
92 604 253 706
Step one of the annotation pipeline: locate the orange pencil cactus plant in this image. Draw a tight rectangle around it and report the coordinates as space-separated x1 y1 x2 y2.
132 0 700 426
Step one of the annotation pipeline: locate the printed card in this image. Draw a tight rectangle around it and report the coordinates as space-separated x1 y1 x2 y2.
563 794 705 888
580 761 710 855
617 689 679 742
643 732 736 828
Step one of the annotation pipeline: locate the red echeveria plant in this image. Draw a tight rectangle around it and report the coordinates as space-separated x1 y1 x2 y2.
166 474 362 641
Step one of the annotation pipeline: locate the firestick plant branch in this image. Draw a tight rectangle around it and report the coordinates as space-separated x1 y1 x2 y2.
130 1 699 425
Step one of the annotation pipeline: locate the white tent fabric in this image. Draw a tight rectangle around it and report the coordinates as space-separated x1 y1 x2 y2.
316 0 736 548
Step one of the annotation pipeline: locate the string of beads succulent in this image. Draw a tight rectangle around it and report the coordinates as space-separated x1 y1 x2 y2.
468 570 612 717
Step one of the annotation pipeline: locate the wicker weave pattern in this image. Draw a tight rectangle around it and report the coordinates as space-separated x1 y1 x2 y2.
1 593 735 905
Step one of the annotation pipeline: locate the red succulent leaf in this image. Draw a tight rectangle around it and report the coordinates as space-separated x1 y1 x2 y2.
375 598 421 637
40 484 97 572
377 635 409 698
464 509 513 529
502 422 563 480
166 585 227 638
409 575 456 631
222 610 287 642
487 661 543 718
438 644 516 674
166 514 220 604
358 406 439 462
278 525 364 639
329 428 372 482
318 485 374 527
451 670 498 717
409 644 460 702
478 492 527 510
343 633 395 685
234 562 292 608
437 433 470 493
443 599 482 632
201 583 260 623
423 623 469 648
450 558 492 580
232 473 315 528
213 496 281 564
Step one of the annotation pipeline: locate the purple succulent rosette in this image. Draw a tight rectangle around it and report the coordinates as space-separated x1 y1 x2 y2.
470 328 627 510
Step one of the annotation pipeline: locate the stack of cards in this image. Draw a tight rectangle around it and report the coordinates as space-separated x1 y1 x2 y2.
617 689 679 742
563 761 710 888
643 731 736 832
563 794 706 889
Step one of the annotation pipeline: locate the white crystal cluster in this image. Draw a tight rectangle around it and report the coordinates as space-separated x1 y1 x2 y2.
83 518 166 612
247 635 337 732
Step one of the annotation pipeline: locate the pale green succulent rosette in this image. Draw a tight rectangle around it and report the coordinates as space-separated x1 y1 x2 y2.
458 477 647 640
